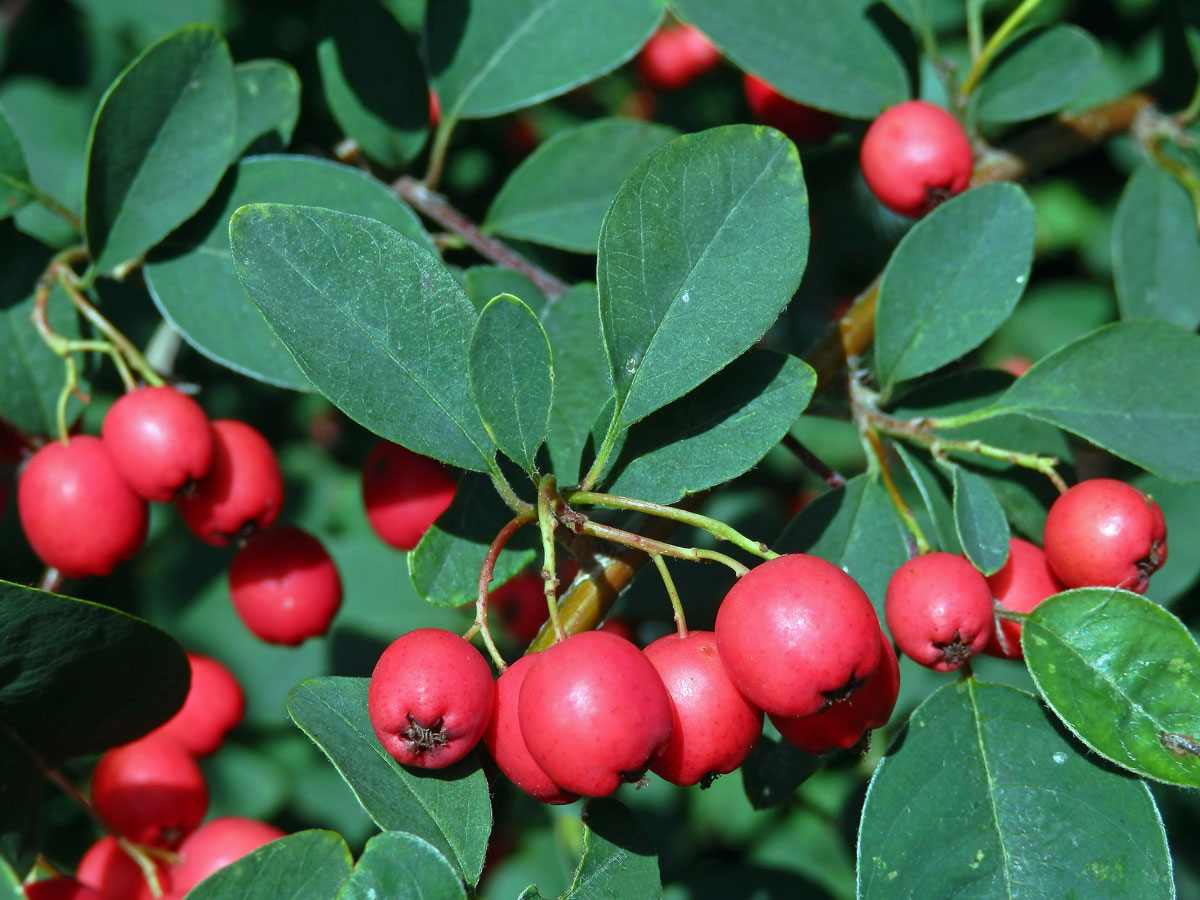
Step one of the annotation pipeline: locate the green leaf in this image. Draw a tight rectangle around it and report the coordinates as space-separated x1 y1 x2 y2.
1135 473 1200 606
145 155 430 391
337 832 467 900
875 183 1035 390
0 725 42 875
562 799 661 900
0 581 188 761
605 351 815 504
542 284 612 486
463 267 545 315
668 0 909 117
740 732 820 810
858 680 1174 899
1113 164 1200 330
950 465 1010 575
183 829 352 900
233 60 301 156
598 125 809 430
980 320 1200 482
484 119 678 253
286 677 492 885
893 444 960 555
0 104 33 219
1023 588 1200 788
230 203 495 471
84 24 236 273
317 0 430 167
410 473 538 608
975 26 1101 124
469 294 553 475
426 0 662 120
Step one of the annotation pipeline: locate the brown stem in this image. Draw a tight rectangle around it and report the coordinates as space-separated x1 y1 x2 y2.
466 511 536 669
781 433 846 488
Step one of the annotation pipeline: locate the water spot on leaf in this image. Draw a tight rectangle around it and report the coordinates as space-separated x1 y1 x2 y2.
1052 751 1068 764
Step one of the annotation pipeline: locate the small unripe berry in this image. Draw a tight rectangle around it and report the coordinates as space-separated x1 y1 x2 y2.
984 538 1064 659
101 386 214 501
361 441 457 551
147 653 245 755
885 552 994 672
90 736 208 848
170 817 285 895
744 73 837 145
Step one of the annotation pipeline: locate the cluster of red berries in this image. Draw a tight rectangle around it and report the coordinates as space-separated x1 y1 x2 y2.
23 654 286 900
13 386 342 646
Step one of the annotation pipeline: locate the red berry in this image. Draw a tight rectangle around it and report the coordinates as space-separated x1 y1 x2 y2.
17 436 147 578
518 630 672 797
1042 479 1167 594
101 386 214 502
361 441 457 551
170 817 285 895
714 554 882 717
77 834 170 900
176 419 283 546
90 736 208 848
885 552 994 672
147 653 245 755
643 631 764 786
596 616 637 644
743 73 837 145
638 24 721 90
368 628 495 769
770 632 899 755
491 571 549 644
483 654 578 804
984 538 1065 659
23 878 107 900
859 99 973 218
229 526 343 646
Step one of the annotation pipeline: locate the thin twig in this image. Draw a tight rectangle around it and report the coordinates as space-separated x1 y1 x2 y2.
781 433 846 488
467 511 536 669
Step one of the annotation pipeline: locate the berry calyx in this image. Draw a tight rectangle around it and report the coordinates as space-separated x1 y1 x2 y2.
638 24 721 90
101 386 214 502
1042 478 1167 594
368 628 495 769
518 630 672 797
17 436 147 578
228 525 343 646
984 538 1065 659
361 441 457 551
170 817 286 895
859 99 973 218
176 419 283 546
90 736 208 848
77 834 169 900
884 552 994 672
643 631 764 787
743 73 837 145
714 554 882 717
147 653 245 756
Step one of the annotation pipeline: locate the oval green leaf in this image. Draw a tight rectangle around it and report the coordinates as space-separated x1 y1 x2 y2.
145 155 429 391
893 444 960 555
230 203 495 471
1024 588 1200 787
484 119 678 253
469 294 553 475
233 60 301 157
0 104 33 219
975 26 1101 124
562 799 661 900
184 830 352 900
598 125 809 430
85 24 236 273
287 677 492 885
338 832 467 900
951 465 1010 575
463 266 545 315
0 726 43 875
858 680 1174 899
875 183 1036 390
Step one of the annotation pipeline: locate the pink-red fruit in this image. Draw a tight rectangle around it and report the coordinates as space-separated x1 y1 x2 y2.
23 879 106 900
101 386 214 501
518 630 672 797
361 441 457 551
1042 478 1166 594
984 538 1065 659
229 525 343 646
176 419 283 545
885 552 994 671
77 834 169 900
90 736 208 848
368 628 495 769
638 24 721 90
18 436 147 578
147 653 245 755
744 73 837 145
170 817 285 895
715 554 882 717
643 631 764 786
859 100 973 218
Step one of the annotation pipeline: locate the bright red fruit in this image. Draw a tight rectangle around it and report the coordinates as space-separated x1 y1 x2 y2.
90 736 208 848
638 24 721 90
368 628 495 768
885 552 994 672
170 817 285 895
984 538 1065 659
715 554 882 717
176 419 283 546
101 386 214 501
361 441 457 551
483 653 578 804
518 630 672 797
229 526 343 646
859 99 973 217
23 878 107 900
1042 478 1167 594
147 653 245 755
17 436 147 578
744 73 837 145
643 631 764 786
770 633 899 755
77 834 169 900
